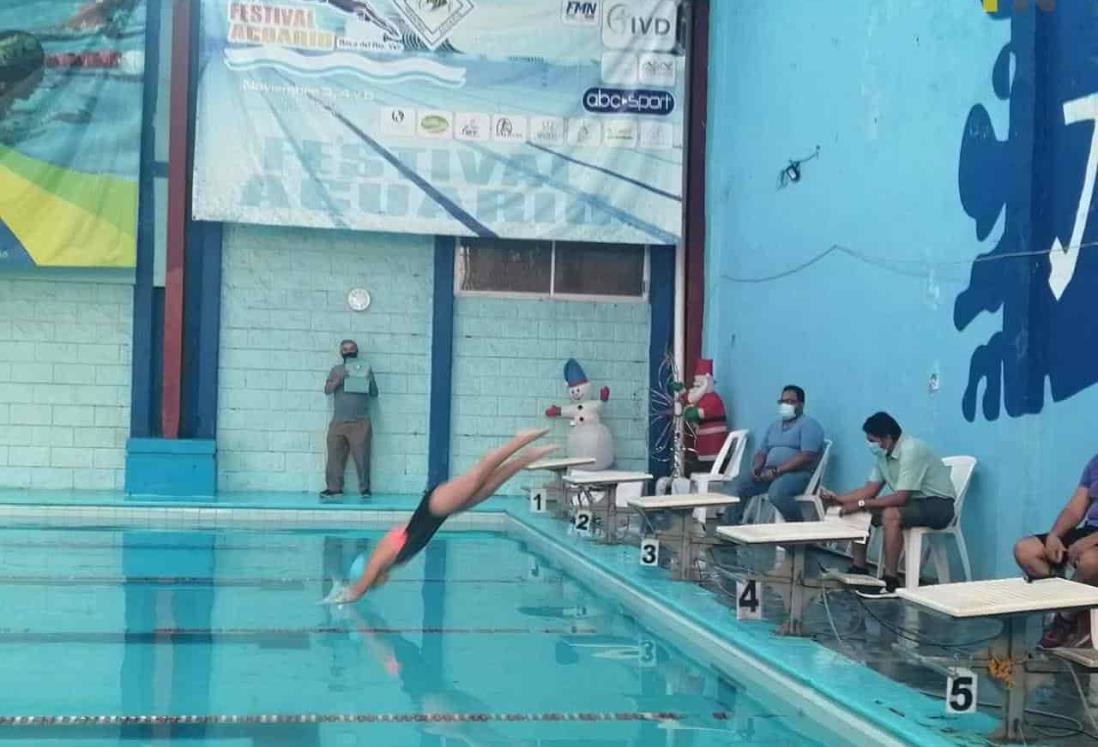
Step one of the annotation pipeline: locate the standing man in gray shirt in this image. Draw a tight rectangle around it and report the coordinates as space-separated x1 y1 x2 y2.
321 339 378 501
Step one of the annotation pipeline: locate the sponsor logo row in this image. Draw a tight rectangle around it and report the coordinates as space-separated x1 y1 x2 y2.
380 107 677 150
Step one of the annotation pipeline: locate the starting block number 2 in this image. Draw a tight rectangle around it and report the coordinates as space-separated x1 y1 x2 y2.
574 510 593 535
946 669 978 714
639 538 659 567
736 580 762 620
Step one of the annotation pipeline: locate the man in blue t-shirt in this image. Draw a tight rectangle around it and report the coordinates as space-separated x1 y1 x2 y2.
720 385 825 525
1014 454 1098 649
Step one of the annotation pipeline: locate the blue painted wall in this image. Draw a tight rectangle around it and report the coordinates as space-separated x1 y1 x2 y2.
706 0 1098 579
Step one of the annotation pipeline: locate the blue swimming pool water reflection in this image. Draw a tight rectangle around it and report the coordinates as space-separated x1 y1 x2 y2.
0 525 849 745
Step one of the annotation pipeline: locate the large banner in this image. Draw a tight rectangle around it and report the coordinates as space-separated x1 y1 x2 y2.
0 0 144 268
193 0 685 244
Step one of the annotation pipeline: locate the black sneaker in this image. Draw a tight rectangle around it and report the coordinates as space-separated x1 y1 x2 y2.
856 576 899 599
319 490 343 502
359 489 371 500
1039 613 1079 649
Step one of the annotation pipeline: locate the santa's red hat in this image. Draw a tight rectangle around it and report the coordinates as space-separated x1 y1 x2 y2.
694 359 714 377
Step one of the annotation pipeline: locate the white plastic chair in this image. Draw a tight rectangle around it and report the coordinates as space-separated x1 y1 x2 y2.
691 428 749 494
877 455 976 589
689 429 748 523
745 439 833 524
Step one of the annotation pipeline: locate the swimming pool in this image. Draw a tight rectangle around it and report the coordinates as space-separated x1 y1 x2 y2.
0 517 868 746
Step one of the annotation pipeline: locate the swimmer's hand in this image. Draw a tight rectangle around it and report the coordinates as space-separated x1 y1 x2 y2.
318 580 362 606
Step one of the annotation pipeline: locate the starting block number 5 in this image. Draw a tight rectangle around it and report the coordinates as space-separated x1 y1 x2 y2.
639 538 659 567
946 669 978 714
574 510 593 536
736 580 762 620
529 488 546 514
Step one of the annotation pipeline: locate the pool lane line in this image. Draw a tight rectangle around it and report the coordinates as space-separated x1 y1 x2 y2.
0 541 294 552
0 625 602 644
0 710 735 727
0 575 528 588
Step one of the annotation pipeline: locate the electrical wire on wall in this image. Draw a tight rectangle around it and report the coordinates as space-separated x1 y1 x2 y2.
777 146 820 189
718 240 1098 285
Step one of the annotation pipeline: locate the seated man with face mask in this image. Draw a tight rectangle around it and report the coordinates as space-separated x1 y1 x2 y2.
719 385 825 525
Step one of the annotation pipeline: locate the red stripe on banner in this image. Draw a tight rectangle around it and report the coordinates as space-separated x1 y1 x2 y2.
161 0 193 439
0 710 734 728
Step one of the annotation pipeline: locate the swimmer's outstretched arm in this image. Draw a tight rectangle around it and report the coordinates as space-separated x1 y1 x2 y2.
337 525 406 602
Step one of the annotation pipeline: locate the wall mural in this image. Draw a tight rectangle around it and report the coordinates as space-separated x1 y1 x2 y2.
955 2 1098 421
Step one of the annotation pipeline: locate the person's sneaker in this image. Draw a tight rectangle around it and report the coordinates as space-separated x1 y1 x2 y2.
319 490 343 502
856 576 899 599
1039 613 1079 649
359 489 371 500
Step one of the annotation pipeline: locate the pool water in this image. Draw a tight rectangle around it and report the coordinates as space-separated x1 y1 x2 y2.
0 524 853 746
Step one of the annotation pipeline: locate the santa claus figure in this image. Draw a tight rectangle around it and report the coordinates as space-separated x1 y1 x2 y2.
682 359 728 475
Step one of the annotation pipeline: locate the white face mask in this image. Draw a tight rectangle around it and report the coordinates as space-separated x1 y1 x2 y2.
778 403 797 420
868 442 885 457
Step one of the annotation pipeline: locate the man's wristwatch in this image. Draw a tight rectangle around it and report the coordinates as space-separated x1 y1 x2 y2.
857 499 866 509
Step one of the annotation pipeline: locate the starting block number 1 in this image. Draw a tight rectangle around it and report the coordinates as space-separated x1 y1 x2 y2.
529 488 546 514
736 580 762 620
639 538 659 567
946 669 978 714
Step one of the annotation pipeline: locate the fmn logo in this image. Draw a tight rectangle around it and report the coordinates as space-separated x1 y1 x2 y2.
563 0 600 26
392 0 475 50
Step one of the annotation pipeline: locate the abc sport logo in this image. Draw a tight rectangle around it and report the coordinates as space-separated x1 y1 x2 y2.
584 87 675 116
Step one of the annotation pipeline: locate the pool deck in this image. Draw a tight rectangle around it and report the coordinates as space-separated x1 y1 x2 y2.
0 489 1028 745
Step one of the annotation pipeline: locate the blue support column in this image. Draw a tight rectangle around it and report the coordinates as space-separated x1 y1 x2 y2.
180 221 223 440
129 0 163 438
428 237 456 487
648 245 676 479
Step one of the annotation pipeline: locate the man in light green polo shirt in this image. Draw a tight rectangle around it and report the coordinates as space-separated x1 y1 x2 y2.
823 411 956 598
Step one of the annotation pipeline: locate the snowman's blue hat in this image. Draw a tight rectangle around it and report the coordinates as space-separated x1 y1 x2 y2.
564 359 588 387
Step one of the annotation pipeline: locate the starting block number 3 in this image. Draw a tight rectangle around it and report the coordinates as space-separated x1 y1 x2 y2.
736 580 762 620
946 669 978 714
639 538 659 567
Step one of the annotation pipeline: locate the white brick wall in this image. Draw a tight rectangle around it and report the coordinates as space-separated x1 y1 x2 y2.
218 225 432 494
451 297 650 492
0 277 132 490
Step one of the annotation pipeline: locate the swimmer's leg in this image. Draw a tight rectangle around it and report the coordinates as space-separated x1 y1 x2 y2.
464 445 560 509
427 429 549 516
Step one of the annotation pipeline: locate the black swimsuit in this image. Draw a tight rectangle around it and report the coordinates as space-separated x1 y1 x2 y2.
394 484 447 565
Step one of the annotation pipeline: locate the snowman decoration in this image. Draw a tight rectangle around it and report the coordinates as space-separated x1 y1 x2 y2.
545 358 615 470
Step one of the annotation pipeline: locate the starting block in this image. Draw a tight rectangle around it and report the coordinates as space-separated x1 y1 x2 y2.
627 493 740 580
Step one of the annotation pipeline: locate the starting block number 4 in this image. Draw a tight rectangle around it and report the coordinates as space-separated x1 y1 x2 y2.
946 669 978 714
639 538 659 567
736 580 762 620
529 488 546 514
574 510 594 536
